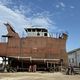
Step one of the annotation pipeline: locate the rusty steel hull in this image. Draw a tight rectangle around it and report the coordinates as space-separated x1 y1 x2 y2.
0 36 68 65
0 23 68 71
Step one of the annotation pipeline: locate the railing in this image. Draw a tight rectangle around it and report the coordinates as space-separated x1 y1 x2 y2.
48 32 63 38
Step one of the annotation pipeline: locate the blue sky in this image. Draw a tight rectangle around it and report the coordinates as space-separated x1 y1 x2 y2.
0 0 80 52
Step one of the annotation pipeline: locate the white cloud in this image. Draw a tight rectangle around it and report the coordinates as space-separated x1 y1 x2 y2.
0 1 57 39
70 6 75 9
14 5 32 15
55 2 66 10
0 0 13 5
56 5 60 8
31 17 52 28
0 4 29 37
59 2 65 8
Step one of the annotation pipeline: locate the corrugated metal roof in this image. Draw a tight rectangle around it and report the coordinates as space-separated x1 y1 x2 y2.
68 48 80 54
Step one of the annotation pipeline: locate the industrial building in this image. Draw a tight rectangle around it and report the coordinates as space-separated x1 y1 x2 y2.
0 23 68 72
68 48 80 67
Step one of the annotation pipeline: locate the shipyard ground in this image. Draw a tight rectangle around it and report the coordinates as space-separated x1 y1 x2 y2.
0 72 80 80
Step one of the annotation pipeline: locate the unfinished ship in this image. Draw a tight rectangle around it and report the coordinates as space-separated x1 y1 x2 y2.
0 23 68 72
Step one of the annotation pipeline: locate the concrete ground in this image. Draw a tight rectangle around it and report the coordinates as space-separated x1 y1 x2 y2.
0 72 80 80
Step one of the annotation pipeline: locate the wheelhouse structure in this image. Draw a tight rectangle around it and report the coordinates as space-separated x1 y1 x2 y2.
0 23 68 72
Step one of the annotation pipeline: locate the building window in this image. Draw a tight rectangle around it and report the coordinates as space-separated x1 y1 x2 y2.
44 33 47 36
72 58 74 63
79 63 80 67
69 59 71 63
37 32 40 36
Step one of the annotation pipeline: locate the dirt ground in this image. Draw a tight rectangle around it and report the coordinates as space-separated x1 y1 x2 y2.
0 72 80 80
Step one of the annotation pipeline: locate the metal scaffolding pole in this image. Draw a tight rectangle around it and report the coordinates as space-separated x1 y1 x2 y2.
20 38 24 71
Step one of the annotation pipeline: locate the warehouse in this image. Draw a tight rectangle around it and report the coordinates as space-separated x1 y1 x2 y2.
68 48 80 67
